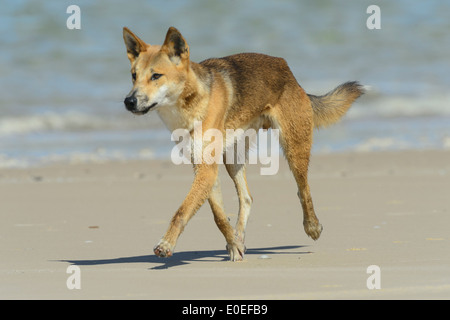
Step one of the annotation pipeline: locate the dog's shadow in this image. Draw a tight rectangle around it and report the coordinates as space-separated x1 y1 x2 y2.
58 245 311 270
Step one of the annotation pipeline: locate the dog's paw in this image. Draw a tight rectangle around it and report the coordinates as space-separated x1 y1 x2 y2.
304 220 323 240
226 234 246 262
153 239 174 258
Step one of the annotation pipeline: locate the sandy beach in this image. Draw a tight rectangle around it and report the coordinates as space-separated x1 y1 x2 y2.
1 150 449 300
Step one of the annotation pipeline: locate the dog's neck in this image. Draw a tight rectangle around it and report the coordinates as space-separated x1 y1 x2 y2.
179 62 209 109
156 62 210 132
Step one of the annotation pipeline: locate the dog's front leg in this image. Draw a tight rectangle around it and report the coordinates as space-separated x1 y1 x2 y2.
154 163 218 258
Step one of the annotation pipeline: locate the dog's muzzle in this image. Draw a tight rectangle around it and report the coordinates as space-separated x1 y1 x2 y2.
124 96 138 112
124 95 158 115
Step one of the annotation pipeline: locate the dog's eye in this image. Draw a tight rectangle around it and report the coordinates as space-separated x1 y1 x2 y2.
151 73 162 81
132 72 136 81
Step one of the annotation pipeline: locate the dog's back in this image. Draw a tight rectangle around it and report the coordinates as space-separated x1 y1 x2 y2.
200 53 363 130
201 53 294 105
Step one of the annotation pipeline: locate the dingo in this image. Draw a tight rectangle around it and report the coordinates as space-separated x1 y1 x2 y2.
123 26 364 261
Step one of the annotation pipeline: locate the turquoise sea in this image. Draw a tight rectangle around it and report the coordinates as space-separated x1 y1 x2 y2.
1 0 449 167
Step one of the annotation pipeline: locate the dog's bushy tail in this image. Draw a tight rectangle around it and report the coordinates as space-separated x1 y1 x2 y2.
308 81 364 129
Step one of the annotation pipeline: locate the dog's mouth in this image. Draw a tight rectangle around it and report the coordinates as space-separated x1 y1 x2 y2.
132 102 158 115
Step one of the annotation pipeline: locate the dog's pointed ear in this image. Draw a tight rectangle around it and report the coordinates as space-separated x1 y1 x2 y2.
123 27 147 63
161 27 189 65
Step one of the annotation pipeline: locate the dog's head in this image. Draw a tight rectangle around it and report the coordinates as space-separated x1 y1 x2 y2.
123 27 190 115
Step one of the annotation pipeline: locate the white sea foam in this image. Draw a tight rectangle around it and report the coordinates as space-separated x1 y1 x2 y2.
354 137 410 153
0 147 156 169
0 155 30 169
347 91 450 120
0 111 162 137
0 112 102 136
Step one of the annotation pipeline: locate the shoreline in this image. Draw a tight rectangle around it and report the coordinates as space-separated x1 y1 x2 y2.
1 150 449 299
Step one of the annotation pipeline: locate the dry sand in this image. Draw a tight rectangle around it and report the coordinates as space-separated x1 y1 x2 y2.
1 150 449 299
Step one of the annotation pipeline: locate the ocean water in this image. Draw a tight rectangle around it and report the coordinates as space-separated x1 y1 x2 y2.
1 0 449 167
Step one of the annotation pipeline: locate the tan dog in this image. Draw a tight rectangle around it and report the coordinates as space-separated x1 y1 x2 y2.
123 26 364 261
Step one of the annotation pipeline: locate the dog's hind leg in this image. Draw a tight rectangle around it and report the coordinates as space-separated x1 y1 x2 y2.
208 175 245 261
269 88 323 240
225 162 253 247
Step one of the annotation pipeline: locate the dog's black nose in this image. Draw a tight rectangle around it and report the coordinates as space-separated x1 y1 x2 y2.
124 96 137 111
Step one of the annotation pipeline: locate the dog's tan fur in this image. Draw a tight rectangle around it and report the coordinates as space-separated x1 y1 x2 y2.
123 27 364 261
